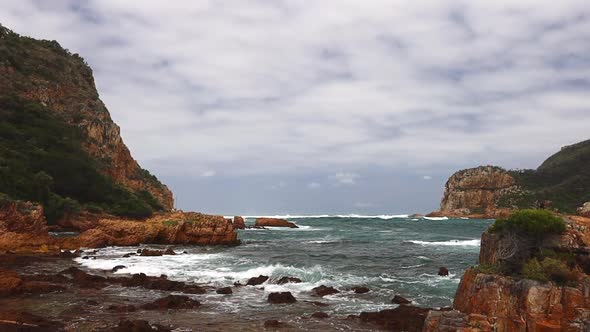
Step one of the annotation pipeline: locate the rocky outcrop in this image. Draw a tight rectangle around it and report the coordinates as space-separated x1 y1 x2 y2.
0 200 57 253
578 202 590 218
61 211 239 248
0 25 173 210
233 216 246 229
255 218 298 228
430 166 520 218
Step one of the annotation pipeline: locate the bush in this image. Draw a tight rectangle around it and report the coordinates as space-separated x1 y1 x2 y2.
490 209 565 236
521 257 578 285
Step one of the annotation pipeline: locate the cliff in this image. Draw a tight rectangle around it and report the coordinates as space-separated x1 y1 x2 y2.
431 139 590 218
424 215 590 332
0 24 173 223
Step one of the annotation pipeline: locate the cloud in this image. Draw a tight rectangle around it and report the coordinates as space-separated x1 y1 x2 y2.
423 175 432 180
201 170 216 177
307 182 321 189
332 172 359 185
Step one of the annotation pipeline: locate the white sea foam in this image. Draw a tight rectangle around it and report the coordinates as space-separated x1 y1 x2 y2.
405 239 480 247
238 214 409 219
423 216 449 221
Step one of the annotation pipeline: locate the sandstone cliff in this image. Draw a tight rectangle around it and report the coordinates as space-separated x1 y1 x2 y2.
431 166 519 218
0 24 173 211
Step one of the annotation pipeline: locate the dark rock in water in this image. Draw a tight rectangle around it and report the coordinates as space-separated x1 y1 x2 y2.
111 319 172 332
312 285 339 297
264 320 288 328
351 286 370 294
117 273 206 294
160 274 168 279
255 217 298 228
82 256 89 259
20 281 66 294
346 314 358 320
268 292 297 304
438 267 449 276
163 248 176 255
0 310 64 331
107 304 136 312
86 300 99 306
233 216 246 229
392 295 411 305
140 249 163 256
246 275 269 286
311 312 329 319
233 281 243 287
61 267 107 289
216 287 232 295
122 253 133 258
359 305 430 332
277 276 302 284
137 249 142 254
111 265 126 273
141 295 201 310
59 250 79 258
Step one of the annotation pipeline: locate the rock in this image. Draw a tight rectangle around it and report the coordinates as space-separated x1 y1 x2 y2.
0 310 64 331
111 319 172 332
277 276 302 285
140 249 163 256
118 273 206 294
0 200 56 253
311 312 329 319
392 295 411 305
359 305 431 332
246 275 269 286
0 269 22 296
255 218 298 228
578 202 590 217
107 304 137 312
267 292 297 304
350 286 370 294
163 248 176 255
19 281 66 294
59 250 80 258
141 295 201 310
264 320 289 328
437 267 449 276
122 253 133 258
216 287 232 295
429 166 519 219
61 267 107 289
409 214 424 218
111 265 126 273
137 249 142 253
312 285 339 297
233 216 246 229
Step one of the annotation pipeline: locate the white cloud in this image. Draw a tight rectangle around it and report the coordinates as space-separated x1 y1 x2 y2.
332 172 359 185
423 175 432 180
201 170 216 177
307 182 321 189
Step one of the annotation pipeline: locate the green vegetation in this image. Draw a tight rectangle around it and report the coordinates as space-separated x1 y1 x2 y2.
490 209 566 236
505 139 590 213
522 257 577 285
472 263 506 275
163 220 179 227
0 95 160 223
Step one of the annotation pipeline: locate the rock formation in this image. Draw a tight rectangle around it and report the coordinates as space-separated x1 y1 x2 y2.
578 202 590 218
255 217 299 228
233 216 246 229
0 200 57 253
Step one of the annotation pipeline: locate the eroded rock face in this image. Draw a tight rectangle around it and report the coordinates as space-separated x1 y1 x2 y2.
255 218 298 228
578 202 590 218
433 166 519 218
0 200 56 253
0 28 173 210
233 216 246 229
61 211 240 248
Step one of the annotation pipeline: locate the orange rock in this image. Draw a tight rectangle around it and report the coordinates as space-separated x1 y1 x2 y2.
255 218 298 228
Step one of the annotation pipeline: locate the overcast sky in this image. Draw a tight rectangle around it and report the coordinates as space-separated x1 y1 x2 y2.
2 1 589 215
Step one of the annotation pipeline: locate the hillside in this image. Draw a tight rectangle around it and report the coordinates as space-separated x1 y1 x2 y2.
0 24 173 223
433 139 590 217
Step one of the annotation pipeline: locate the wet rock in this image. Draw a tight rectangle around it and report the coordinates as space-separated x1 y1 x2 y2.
268 292 297 304
359 305 431 332
0 269 22 296
351 286 370 294
86 300 99 306
118 273 206 294
137 249 142 254
141 295 201 310
312 285 339 297
111 265 126 273
392 295 412 305
216 287 232 295
311 312 329 319
0 311 64 331
82 256 90 259
61 267 107 289
107 304 137 312
264 320 289 328
255 218 298 228
59 250 80 258
163 248 176 255
277 276 302 284
20 281 66 294
246 275 269 286
234 281 243 287
233 216 246 229
438 267 449 276
111 319 171 332
140 249 163 256
122 253 133 258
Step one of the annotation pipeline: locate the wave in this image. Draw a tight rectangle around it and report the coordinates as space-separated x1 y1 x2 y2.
404 239 480 247
423 216 448 221
236 214 410 220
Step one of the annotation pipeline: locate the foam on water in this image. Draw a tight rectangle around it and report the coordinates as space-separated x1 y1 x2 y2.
404 239 480 247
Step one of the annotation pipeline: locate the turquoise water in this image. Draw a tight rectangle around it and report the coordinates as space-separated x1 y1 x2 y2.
77 216 492 320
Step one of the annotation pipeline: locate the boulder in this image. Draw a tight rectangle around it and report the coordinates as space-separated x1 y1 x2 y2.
255 218 298 228
350 286 370 294
438 267 449 276
578 202 590 217
311 285 339 297
246 275 269 286
107 304 137 313
277 276 302 284
311 312 329 319
267 292 297 304
163 248 176 255
264 320 289 328
140 249 163 256
216 287 232 295
359 305 431 331
392 295 411 305
0 269 22 296
118 273 206 294
141 295 201 310
233 216 246 229
111 265 126 273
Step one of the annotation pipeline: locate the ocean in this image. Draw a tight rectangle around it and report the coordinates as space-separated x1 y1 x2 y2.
75 215 492 327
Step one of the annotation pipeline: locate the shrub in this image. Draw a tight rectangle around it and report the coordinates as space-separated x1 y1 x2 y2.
522 258 547 282
490 209 565 236
521 257 578 285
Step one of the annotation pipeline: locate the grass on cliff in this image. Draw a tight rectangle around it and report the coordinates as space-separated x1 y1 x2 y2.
0 95 161 222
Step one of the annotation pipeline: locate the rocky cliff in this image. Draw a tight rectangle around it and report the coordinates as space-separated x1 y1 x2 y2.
0 24 173 213
431 166 519 218
424 215 590 332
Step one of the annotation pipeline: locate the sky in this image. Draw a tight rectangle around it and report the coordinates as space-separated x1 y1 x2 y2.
2 0 590 215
